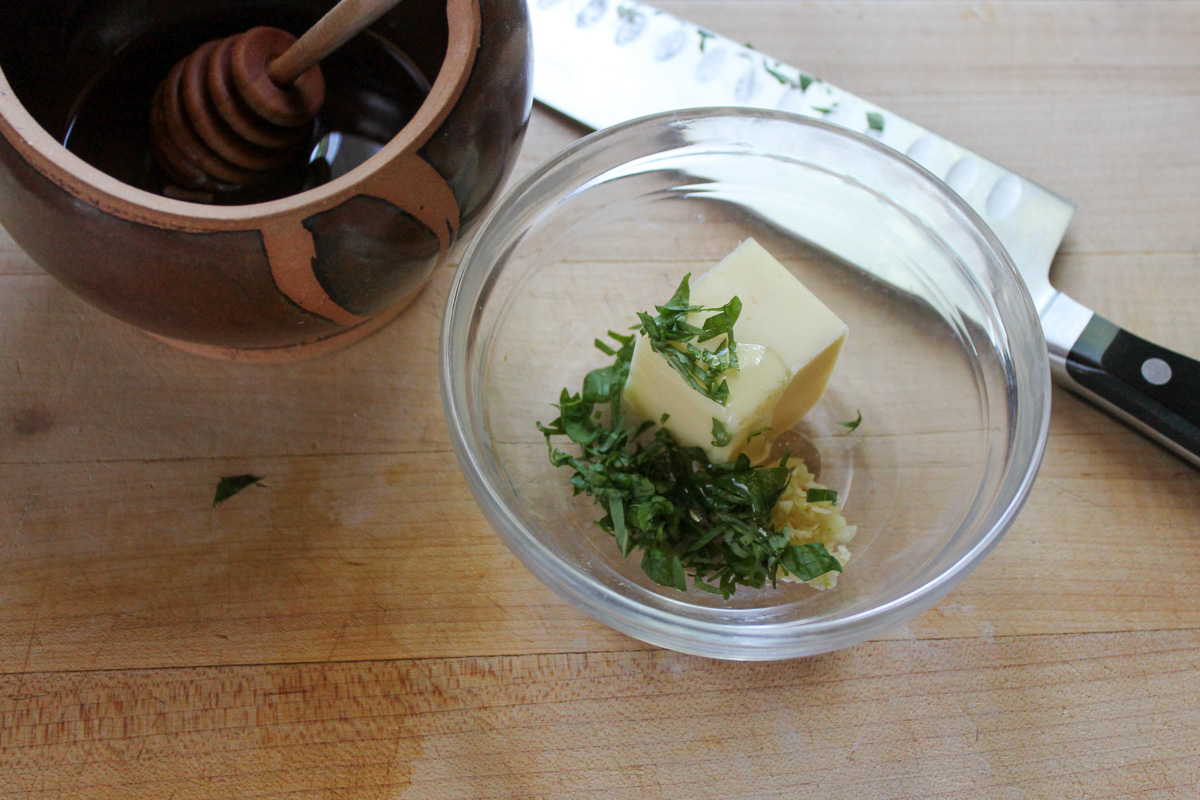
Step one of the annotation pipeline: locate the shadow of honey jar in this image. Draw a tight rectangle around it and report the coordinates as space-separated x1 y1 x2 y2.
0 0 532 360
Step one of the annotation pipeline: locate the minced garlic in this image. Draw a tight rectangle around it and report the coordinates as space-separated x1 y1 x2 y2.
773 458 857 589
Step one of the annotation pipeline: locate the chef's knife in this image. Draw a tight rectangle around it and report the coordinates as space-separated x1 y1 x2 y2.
529 0 1200 467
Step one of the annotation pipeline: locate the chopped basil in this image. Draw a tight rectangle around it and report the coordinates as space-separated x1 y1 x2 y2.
745 426 771 445
806 487 838 504
764 61 792 86
711 418 732 448
837 410 863 432
636 274 741 406
213 474 262 506
867 111 885 131
780 542 843 581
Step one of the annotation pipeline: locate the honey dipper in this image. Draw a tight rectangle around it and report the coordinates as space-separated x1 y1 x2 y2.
150 0 403 195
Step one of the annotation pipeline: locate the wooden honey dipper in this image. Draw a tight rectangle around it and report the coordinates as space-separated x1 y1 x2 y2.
150 0 403 195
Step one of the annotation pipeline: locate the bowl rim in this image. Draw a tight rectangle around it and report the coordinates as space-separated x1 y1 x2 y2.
441 106 1051 660
0 0 481 228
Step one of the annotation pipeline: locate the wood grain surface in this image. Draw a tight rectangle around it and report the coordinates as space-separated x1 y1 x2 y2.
2 2 1199 798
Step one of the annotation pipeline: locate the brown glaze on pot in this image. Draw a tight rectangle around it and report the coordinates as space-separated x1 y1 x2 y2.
0 0 532 359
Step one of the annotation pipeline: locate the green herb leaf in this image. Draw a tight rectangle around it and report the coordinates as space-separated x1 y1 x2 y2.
779 542 843 581
806 487 839 504
610 496 632 556
593 337 617 356
661 272 698 313
799 74 815 92
698 29 716 52
583 363 625 404
557 389 598 445
837 410 863 432
711 418 732 448
637 275 741 406
764 60 793 87
745 426 771 445
698 295 741 349
642 546 688 591
867 111 885 131
213 474 262 506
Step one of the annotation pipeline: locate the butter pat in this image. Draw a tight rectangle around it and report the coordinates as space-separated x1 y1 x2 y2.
623 238 848 462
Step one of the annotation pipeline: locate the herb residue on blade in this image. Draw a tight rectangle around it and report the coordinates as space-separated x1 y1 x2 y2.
537 275 847 599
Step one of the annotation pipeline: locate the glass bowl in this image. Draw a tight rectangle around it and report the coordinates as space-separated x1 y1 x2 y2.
441 108 1050 660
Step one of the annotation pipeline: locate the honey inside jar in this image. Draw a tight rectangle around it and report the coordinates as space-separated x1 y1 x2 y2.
60 13 432 204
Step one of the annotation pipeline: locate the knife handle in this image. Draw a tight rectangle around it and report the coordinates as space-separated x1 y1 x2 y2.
1064 313 1200 468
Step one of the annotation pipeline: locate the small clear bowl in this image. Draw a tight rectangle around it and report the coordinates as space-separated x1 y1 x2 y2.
441 109 1050 660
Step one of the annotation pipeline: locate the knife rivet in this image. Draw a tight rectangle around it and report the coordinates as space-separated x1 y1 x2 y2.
1141 357 1172 386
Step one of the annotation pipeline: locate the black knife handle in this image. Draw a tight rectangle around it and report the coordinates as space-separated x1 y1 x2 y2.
1065 313 1200 468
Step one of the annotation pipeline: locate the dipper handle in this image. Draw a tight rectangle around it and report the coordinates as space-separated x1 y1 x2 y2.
268 0 404 86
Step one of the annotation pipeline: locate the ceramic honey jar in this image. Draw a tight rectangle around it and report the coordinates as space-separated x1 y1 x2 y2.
0 0 532 360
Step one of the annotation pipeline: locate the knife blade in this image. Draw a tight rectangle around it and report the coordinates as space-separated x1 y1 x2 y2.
529 0 1200 467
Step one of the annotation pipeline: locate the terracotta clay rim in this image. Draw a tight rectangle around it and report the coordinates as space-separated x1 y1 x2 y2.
0 0 482 232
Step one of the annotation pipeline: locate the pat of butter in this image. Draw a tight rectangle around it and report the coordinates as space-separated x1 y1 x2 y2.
623 238 848 462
